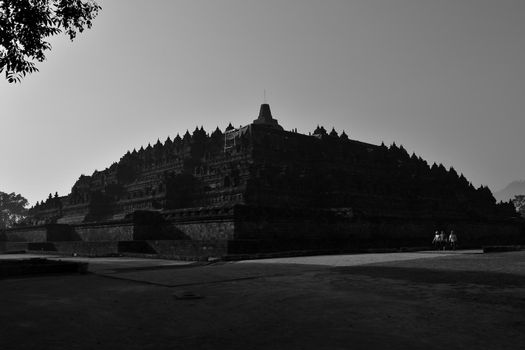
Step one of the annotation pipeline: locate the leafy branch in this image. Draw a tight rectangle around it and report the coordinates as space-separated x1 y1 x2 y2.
0 0 101 83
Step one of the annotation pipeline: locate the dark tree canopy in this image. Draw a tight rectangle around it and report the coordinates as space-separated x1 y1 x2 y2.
0 0 101 83
0 191 29 229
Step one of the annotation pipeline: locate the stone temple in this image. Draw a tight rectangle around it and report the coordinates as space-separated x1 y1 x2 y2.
2 104 522 258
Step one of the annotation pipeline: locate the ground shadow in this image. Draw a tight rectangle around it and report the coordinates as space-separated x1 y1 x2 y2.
333 265 525 287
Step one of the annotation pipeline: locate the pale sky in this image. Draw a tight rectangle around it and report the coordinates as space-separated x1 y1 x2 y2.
1 0 524 205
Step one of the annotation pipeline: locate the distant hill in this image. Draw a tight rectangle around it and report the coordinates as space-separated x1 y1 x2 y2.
494 180 525 202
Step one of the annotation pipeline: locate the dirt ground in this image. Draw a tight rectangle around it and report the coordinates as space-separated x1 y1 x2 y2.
1 250 525 350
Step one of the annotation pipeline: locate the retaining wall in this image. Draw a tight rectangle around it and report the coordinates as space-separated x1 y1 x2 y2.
75 222 134 241
2 205 523 258
3 226 48 242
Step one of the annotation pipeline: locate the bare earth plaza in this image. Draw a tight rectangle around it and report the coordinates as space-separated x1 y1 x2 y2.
2 250 525 349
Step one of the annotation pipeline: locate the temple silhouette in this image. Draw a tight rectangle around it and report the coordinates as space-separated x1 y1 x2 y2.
2 104 522 258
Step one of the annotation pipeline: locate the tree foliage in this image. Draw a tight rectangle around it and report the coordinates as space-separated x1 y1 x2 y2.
512 195 525 218
0 191 28 229
0 0 101 83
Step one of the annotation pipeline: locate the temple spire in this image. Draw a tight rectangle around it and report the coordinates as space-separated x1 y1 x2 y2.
257 104 273 123
252 103 283 130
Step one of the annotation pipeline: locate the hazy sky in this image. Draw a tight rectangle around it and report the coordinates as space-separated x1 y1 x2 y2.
1 0 524 205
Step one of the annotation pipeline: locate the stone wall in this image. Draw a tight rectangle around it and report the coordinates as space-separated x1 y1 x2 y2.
3 205 523 258
229 205 525 254
169 221 235 240
74 222 134 241
3 226 48 242
448 221 524 246
0 242 29 253
147 240 228 260
163 206 236 240
21 240 227 260
26 241 119 256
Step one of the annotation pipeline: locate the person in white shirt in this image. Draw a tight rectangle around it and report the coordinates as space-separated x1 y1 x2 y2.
449 230 458 250
432 231 440 250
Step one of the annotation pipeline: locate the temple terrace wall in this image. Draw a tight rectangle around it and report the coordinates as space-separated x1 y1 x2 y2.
2 205 524 259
